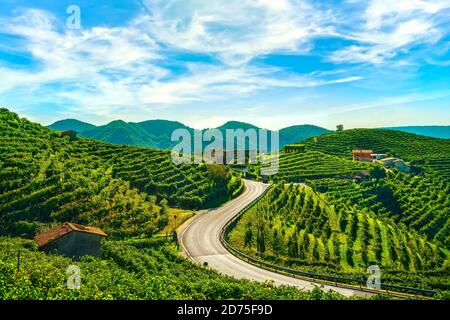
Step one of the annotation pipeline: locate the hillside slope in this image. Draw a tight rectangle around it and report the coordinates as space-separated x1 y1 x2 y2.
384 126 450 139
228 184 449 291
280 125 330 147
0 108 241 238
303 129 450 178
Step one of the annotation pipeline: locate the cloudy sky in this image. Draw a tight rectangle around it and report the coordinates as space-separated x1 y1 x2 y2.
0 0 449 129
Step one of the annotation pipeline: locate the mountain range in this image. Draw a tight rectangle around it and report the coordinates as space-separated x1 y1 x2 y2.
48 119 330 149
49 119 450 149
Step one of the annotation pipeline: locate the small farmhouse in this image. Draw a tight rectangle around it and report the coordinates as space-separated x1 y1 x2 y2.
379 157 395 167
35 222 107 259
371 153 388 160
339 170 370 183
354 170 370 182
61 130 78 141
393 159 411 173
379 157 411 173
352 149 373 162
284 144 306 153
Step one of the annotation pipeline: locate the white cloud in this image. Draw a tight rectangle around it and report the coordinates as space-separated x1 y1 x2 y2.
365 0 450 30
1 1 447 126
0 6 359 120
330 0 450 64
140 0 332 65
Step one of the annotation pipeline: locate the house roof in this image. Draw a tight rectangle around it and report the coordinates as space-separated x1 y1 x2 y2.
357 170 370 176
380 157 397 162
35 222 107 248
352 149 373 154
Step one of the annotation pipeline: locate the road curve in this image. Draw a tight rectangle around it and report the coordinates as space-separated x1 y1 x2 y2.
179 179 372 298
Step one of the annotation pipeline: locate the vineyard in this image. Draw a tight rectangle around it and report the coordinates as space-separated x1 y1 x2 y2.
0 108 352 300
0 108 241 239
307 173 450 247
228 184 450 292
267 150 370 182
0 237 347 300
302 129 450 178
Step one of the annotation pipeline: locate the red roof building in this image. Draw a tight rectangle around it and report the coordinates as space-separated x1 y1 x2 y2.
352 149 373 162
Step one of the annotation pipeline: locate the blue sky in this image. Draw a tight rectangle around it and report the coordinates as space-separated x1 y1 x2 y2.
0 0 449 130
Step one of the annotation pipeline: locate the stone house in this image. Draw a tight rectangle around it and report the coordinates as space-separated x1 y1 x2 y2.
35 222 107 259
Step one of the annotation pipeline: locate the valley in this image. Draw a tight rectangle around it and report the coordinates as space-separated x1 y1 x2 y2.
0 108 449 300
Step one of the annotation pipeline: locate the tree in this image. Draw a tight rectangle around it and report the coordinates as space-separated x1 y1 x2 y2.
287 234 299 258
336 124 344 131
272 229 284 256
244 222 253 247
158 198 169 228
369 165 386 186
256 219 266 253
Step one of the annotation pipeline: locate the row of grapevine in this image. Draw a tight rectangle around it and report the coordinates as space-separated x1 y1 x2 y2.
0 108 241 238
307 173 450 247
228 184 449 291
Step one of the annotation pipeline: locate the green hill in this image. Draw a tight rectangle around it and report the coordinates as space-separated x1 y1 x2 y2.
81 120 159 148
215 120 260 132
48 119 97 133
228 184 449 291
280 125 330 148
231 127 450 293
0 108 241 239
384 126 450 139
302 129 450 178
266 150 371 182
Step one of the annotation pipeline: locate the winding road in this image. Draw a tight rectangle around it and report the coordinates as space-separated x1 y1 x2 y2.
179 179 372 298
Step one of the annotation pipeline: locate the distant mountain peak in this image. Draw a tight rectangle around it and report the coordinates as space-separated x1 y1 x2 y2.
107 119 127 125
48 119 96 133
217 120 261 130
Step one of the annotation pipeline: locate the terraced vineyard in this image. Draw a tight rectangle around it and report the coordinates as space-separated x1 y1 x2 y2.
307 173 450 247
268 150 370 182
302 129 450 177
0 108 241 238
228 184 450 291
72 139 242 209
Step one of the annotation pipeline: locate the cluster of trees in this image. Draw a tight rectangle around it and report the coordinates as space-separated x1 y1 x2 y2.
228 184 449 291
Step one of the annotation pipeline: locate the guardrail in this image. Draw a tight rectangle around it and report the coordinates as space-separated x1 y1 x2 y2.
219 184 436 299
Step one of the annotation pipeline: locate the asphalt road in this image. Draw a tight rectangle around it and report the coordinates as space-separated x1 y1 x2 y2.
179 179 372 298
